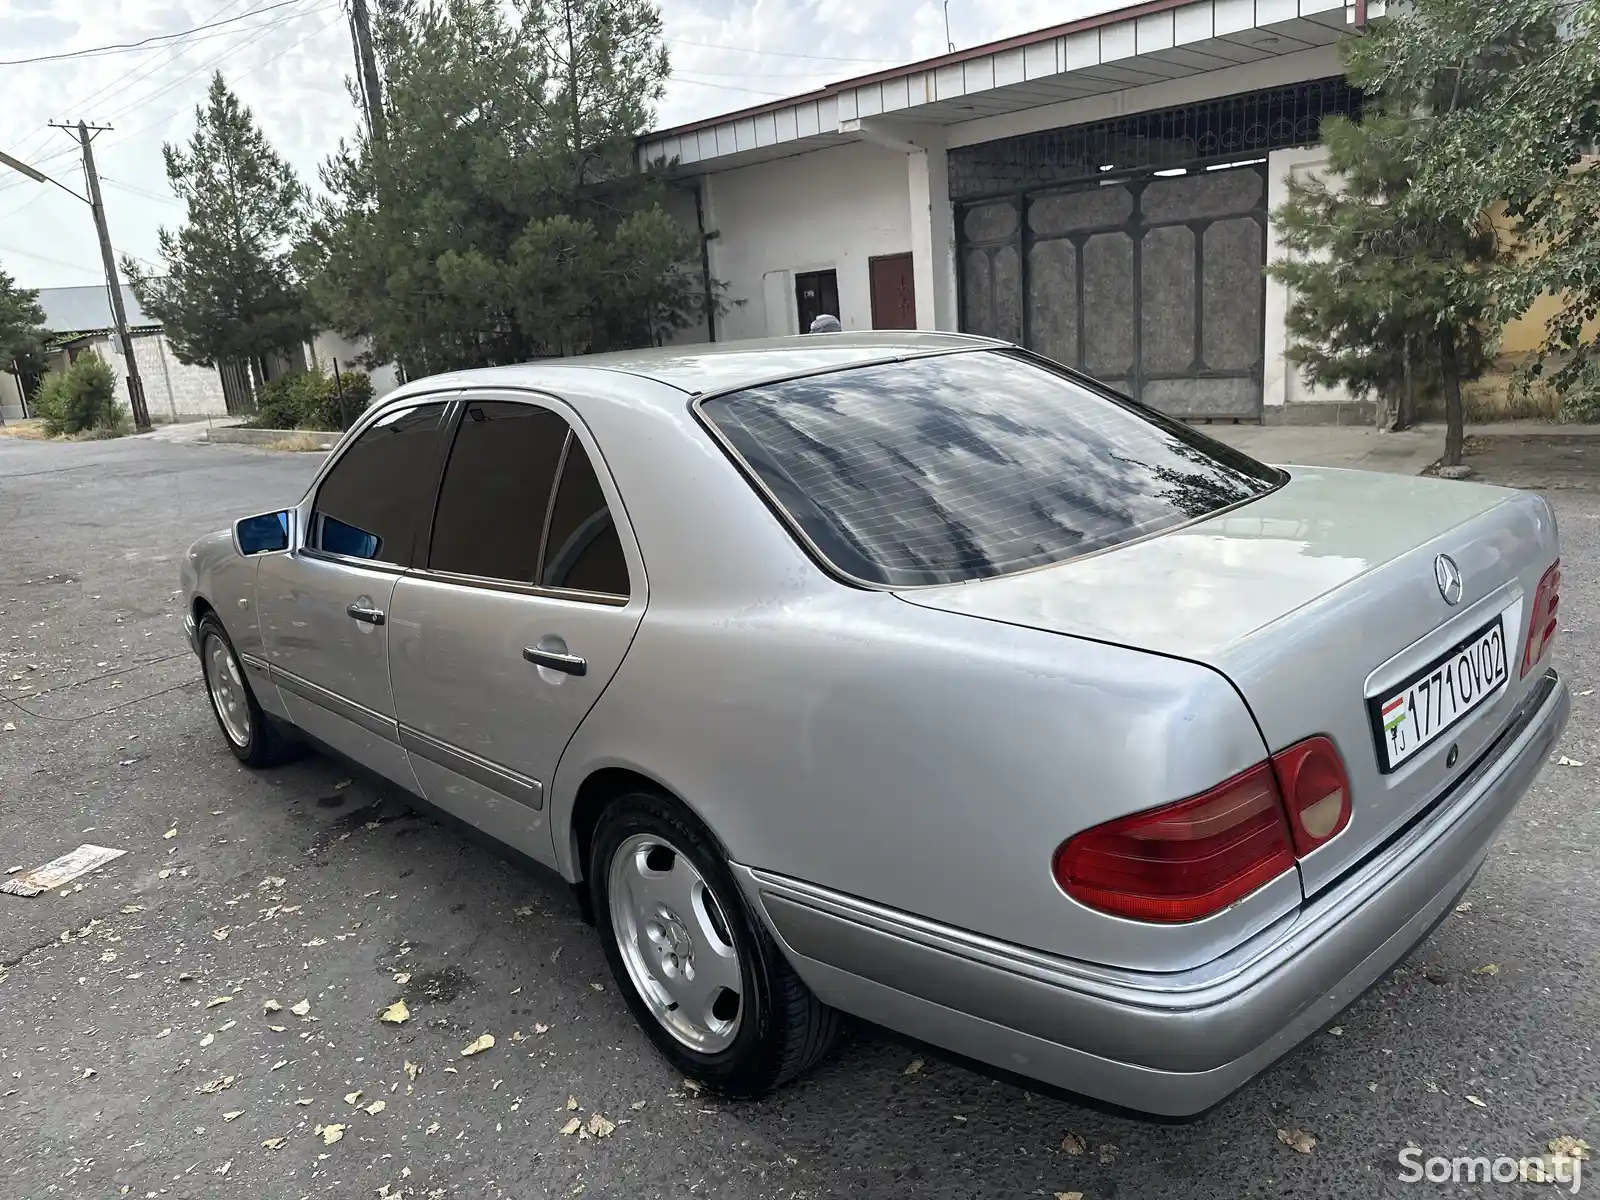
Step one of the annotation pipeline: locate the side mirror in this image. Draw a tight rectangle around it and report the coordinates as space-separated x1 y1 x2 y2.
237 510 291 555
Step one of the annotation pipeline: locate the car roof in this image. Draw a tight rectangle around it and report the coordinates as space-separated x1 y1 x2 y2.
389 332 1004 400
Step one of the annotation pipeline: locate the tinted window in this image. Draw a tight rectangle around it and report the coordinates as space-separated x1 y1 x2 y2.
541 439 629 596
310 402 449 567
701 350 1284 587
429 400 568 581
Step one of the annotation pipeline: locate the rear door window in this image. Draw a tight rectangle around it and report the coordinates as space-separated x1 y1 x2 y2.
540 439 630 597
699 350 1284 587
309 401 450 567
428 400 569 582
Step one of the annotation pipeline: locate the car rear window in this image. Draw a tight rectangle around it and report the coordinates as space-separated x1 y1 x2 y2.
699 349 1285 587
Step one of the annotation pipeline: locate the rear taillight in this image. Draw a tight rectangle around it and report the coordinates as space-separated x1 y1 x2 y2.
1520 560 1561 678
1271 736 1352 858
1052 763 1296 924
1054 736 1353 923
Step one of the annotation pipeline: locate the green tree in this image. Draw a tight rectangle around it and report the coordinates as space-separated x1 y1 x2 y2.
0 266 49 418
302 0 712 376
1362 0 1600 413
123 73 315 397
1267 18 1504 466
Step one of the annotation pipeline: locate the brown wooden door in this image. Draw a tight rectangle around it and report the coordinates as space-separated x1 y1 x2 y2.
869 254 917 329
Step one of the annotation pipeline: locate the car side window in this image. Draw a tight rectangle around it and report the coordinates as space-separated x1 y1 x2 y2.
541 436 630 597
309 401 449 567
428 400 569 581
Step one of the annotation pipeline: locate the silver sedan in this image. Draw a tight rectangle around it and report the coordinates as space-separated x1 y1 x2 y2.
181 333 1568 1114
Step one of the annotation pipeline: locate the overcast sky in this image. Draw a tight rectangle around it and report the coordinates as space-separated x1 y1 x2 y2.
0 0 1084 292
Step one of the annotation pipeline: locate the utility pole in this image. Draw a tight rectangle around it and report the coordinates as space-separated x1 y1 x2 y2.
348 0 386 145
49 120 151 431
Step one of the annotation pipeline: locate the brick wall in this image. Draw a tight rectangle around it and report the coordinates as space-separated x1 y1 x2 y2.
94 332 229 418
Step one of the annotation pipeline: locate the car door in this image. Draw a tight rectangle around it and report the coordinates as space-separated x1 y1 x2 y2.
256 398 454 784
387 393 647 868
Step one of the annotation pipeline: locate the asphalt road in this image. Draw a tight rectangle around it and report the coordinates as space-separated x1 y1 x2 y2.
0 432 1595 1200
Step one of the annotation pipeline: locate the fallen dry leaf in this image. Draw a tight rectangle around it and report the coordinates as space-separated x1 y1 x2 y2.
1549 1136 1592 1160
262 999 282 1013
1061 1132 1087 1156
1329 1025 1343 1036
534 1022 550 1035
1054 1193 1084 1200
294 1098 313 1106
196 1075 235 1095
630 1100 647 1110
392 971 411 986
118 904 144 915
460 1034 495 1057
206 996 233 1008
903 1057 924 1076
155 1028 171 1039
560 1117 583 1136
380 1000 410 1025
589 982 605 992
1473 963 1500 976
2 723 14 732
585 1112 616 1138
163 828 177 839
1277 1128 1317 1154
1557 755 1584 767
425 1122 440 1136
259 876 286 889
319 1123 345 1145
404 1061 421 1081
1454 901 1473 913
566 1095 578 1111
199 1033 214 1048
271 1060 288 1071
290 999 310 1017
222 1111 242 1122
261 1137 287 1150
364 1100 386 1115
344 1091 363 1105
1467 1095 1488 1108
1580 690 1594 698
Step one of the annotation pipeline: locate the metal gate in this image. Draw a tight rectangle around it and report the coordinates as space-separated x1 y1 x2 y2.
950 77 1361 421
960 164 1267 419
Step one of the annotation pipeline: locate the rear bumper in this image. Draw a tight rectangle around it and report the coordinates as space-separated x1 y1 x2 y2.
737 670 1568 1116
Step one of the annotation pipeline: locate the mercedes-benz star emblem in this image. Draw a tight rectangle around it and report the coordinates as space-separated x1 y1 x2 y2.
1434 554 1464 606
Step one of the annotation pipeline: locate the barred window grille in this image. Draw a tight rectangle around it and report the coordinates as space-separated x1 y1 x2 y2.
948 77 1362 201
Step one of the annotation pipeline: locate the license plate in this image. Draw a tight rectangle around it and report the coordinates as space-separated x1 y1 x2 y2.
1369 616 1509 773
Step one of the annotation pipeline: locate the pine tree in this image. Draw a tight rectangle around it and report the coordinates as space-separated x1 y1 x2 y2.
1267 15 1505 466
302 0 713 376
0 265 49 406
123 73 314 396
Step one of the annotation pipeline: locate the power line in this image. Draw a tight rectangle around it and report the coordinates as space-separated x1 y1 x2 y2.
100 176 183 206
0 0 308 66
0 242 106 276
0 0 294 193
662 36 900 64
670 75 799 98
103 5 344 150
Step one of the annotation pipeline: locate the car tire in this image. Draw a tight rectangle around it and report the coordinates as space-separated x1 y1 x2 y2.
590 790 841 1097
197 613 301 768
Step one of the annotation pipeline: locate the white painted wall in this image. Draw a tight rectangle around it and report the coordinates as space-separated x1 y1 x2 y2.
706 140 918 341
308 330 401 398
1264 145 1361 408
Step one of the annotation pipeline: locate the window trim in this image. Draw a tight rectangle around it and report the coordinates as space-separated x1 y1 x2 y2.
300 394 460 572
420 388 640 606
690 346 1288 593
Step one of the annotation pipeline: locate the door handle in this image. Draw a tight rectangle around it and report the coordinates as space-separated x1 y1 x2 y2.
346 602 386 626
523 646 587 676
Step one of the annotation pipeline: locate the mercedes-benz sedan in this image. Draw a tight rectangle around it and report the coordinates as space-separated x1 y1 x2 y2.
182 333 1567 1114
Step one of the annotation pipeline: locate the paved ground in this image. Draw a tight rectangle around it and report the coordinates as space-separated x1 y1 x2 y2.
1 434 1595 1200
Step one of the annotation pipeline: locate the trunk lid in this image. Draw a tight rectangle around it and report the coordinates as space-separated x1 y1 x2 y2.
897 467 1559 897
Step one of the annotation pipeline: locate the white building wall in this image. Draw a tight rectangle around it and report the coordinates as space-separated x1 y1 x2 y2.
0 370 23 421
130 333 230 417
308 331 401 399
707 140 917 340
